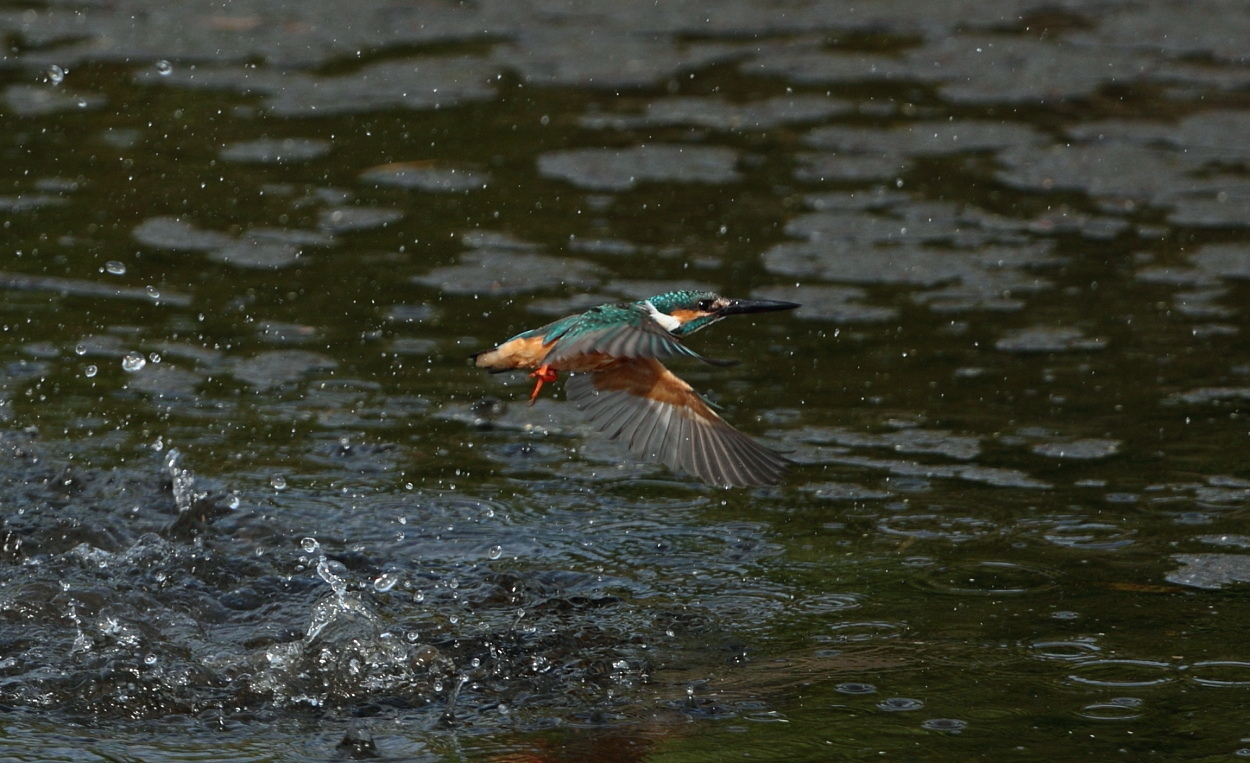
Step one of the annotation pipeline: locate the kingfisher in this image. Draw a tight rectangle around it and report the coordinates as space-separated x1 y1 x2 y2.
471 290 799 488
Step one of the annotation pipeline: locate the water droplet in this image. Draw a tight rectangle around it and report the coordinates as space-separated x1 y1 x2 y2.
146 285 160 300
144 654 157 666
449 614 459 624
497 702 509 715
83 364 97 378
488 545 502 560
121 351 146 372
300 537 319 553
470 657 481 668
433 680 444 692
104 261 126 275
413 591 425 603
374 573 400 592
155 59 173 76
148 352 161 364
271 475 287 490
74 343 87 356
46 65 65 85
226 493 241 510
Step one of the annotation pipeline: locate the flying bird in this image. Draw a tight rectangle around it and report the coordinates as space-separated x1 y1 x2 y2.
472 290 799 487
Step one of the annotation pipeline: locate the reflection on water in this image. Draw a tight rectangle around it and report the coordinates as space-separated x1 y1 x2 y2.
3 0 1250 759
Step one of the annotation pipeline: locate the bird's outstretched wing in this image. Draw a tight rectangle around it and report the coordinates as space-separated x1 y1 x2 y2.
565 358 790 487
541 303 732 368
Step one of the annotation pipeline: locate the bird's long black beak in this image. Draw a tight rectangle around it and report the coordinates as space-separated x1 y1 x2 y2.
718 298 801 316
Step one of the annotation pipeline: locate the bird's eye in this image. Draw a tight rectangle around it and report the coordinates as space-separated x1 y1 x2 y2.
697 299 713 311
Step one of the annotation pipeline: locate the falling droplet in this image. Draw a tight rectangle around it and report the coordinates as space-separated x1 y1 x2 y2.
104 261 126 275
226 493 241 510
271 475 287 490
46 65 65 86
145 285 160 300
74 343 87 356
373 573 400 592
300 537 319 553
155 60 173 76
84 364 97 378
488 545 502 560
121 351 146 372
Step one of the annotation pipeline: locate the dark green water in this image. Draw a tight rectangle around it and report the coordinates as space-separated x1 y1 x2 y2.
3 1 1250 760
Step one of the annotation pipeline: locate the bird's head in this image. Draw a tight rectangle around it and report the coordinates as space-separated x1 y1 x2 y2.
645 290 800 336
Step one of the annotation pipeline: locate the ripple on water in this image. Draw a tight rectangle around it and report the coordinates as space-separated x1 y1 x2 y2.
1030 639 1103 661
537 144 741 191
995 326 1107 353
580 94 851 132
879 513 997 543
414 250 603 295
916 561 1057 596
207 240 302 270
750 284 899 324
1030 438 1122 460
359 162 490 193
1066 659 1175 688
1165 550 1250 585
132 215 234 252
876 697 924 712
794 592 863 616
317 206 404 233
219 137 331 164
231 350 338 390
819 621 907 644
1077 696 1144 721
1188 660 1250 687
1042 520 1135 550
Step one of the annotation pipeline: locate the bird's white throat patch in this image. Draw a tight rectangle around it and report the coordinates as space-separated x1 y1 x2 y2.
643 300 682 332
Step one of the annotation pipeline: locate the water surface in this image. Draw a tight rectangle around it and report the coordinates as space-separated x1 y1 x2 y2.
2 0 1250 759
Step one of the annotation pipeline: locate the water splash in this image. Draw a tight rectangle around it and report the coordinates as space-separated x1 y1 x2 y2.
164 448 195 513
301 537 347 599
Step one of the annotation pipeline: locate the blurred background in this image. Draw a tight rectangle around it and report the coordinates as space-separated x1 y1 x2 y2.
2 0 1250 759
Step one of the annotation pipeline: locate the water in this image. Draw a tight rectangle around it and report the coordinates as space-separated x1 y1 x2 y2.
2 1 1250 760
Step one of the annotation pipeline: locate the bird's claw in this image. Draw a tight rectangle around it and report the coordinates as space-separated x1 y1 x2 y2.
527 365 558 405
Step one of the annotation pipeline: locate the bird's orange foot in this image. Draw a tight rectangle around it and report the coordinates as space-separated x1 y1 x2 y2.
528 365 558 405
